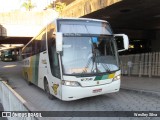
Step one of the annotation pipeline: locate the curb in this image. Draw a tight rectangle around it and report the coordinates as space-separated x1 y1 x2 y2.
0 77 39 120
121 87 160 98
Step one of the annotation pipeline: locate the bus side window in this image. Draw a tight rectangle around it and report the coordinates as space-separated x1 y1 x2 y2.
26 43 32 57
48 38 60 78
34 40 39 54
41 33 46 52
32 40 36 55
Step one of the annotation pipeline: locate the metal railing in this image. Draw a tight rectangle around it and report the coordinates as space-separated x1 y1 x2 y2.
0 80 37 120
120 52 160 77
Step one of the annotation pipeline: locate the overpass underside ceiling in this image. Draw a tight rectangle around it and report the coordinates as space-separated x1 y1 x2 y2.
82 0 160 30
0 37 32 44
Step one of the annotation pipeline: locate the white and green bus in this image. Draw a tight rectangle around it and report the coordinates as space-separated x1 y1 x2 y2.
22 18 129 101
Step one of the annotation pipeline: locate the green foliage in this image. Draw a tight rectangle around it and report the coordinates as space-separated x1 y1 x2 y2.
47 4 53 9
55 2 66 13
22 0 35 11
46 2 66 13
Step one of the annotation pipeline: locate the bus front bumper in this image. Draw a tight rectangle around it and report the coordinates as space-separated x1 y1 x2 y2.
61 80 120 101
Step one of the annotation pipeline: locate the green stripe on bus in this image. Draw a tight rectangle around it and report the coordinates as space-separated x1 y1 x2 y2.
31 54 39 85
94 74 115 81
34 54 39 85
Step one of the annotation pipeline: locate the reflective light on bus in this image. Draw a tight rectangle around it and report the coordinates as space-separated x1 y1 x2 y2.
3 65 17 68
112 75 121 81
62 80 81 87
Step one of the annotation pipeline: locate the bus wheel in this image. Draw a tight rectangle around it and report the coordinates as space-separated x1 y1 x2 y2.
25 73 32 85
44 79 54 100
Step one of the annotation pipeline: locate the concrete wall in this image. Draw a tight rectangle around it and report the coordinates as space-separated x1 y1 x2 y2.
0 10 58 37
0 24 7 37
115 29 160 52
114 29 147 39
151 30 160 52
61 0 121 17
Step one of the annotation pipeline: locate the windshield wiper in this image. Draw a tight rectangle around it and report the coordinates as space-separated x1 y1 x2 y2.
100 62 112 73
82 45 112 74
81 42 98 74
91 48 98 72
81 56 93 73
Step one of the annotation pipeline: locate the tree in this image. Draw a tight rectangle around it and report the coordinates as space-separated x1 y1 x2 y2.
46 2 66 13
55 2 66 13
22 0 35 11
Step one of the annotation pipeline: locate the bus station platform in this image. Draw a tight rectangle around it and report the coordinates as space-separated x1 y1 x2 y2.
121 76 160 97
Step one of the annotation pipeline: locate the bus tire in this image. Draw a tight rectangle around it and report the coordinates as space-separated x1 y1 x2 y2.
44 78 54 100
25 73 32 85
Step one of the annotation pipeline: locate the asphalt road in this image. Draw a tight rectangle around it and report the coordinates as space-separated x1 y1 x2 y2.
0 61 160 120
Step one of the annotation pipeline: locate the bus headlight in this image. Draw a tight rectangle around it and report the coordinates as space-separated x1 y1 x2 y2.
62 80 81 87
112 75 121 81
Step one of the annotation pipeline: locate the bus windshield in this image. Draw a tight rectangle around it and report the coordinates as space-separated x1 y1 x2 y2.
58 19 112 35
61 35 119 75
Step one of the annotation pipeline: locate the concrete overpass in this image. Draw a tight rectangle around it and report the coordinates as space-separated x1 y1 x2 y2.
0 10 58 44
61 0 160 52
61 0 160 30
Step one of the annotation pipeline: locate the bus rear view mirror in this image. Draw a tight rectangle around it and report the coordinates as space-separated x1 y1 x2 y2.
56 32 63 52
114 34 129 52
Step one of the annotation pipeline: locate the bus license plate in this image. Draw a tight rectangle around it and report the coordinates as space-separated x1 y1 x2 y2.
93 89 102 93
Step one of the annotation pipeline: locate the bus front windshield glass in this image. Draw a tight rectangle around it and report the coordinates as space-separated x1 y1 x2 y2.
61 36 119 75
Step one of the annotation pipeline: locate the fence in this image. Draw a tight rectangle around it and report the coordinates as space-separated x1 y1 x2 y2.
0 80 36 120
120 52 160 77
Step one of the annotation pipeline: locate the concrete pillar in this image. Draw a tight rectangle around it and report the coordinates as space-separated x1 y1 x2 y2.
140 54 144 76
152 52 155 76
158 52 160 76
139 61 142 77
155 52 159 76
151 31 160 52
144 53 148 76
148 53 152 77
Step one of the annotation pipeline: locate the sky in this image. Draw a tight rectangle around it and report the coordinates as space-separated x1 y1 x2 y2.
0 0 55 12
